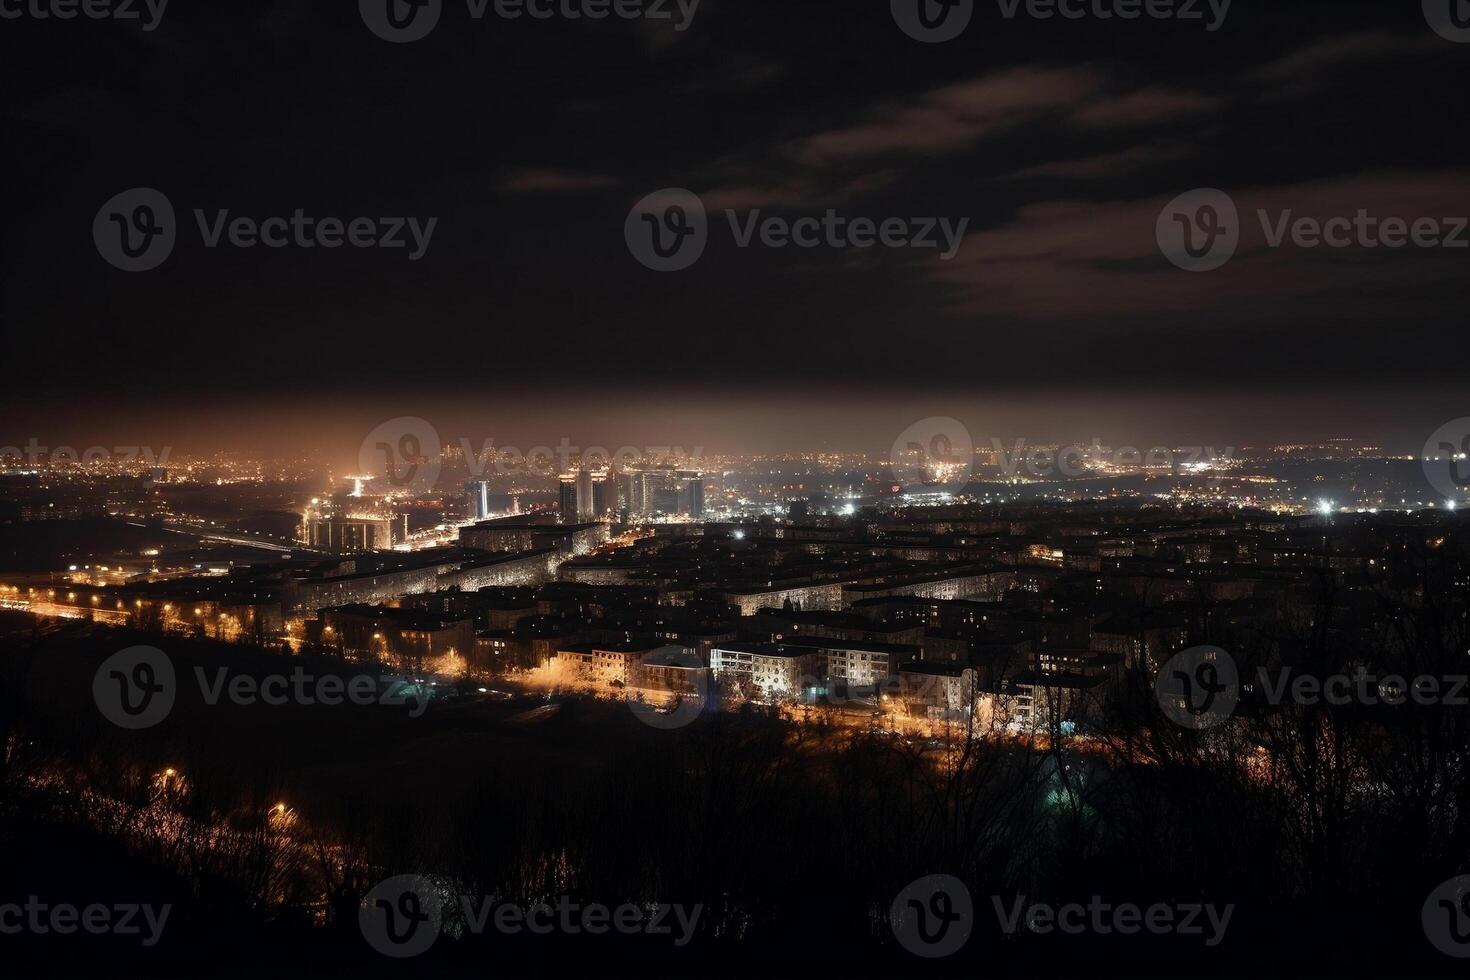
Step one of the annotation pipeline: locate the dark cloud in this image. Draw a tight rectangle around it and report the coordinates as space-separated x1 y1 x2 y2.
500 169 620 192
930 169 1470 316
790 67 1103 165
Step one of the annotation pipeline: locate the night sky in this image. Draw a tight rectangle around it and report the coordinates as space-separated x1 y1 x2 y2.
2 0 1467 455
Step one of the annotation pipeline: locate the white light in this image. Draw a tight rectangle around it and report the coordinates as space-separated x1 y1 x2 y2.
1449 501 1459 512
1316 500 1335 517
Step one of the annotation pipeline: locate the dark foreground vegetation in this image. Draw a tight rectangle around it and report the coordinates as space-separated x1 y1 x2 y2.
1 527 1467 980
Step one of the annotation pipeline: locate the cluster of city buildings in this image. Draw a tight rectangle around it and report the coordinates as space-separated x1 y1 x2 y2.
553 467 705 523
4 497 1460 733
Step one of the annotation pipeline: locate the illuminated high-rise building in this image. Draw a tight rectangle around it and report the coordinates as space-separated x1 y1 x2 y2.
620 468 706 520
576 468 593 521
558 475 579 523
591 473 613 520
685 472 705 518
303 514 399 552
559 468 614 522
466 480 491 520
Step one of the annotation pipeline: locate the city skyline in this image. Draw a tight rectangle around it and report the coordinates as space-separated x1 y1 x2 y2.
4 1 1470 975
